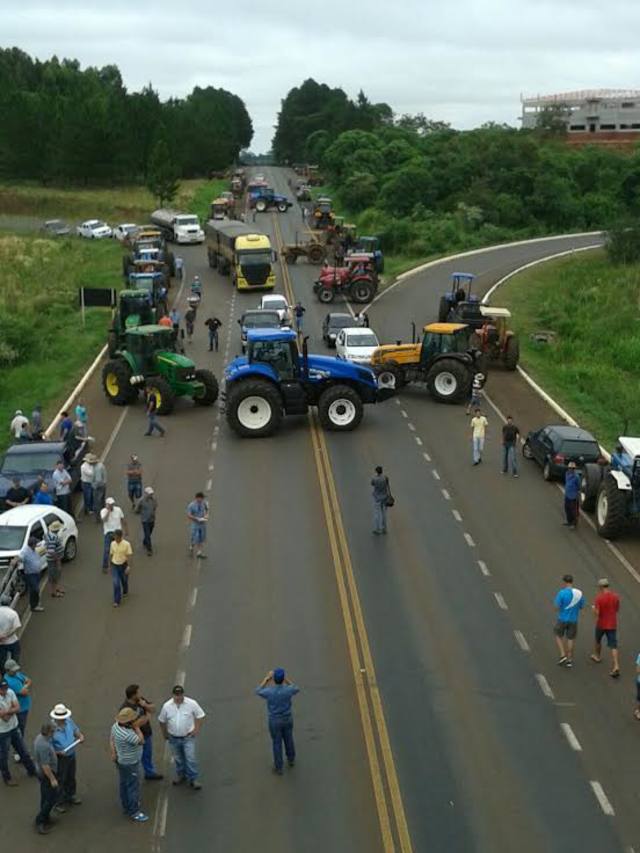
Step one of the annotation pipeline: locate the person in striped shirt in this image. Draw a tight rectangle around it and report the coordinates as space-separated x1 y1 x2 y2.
44 522 65 599
109 707 148 823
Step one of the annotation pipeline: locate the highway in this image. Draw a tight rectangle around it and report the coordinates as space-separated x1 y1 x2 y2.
3 168 638 853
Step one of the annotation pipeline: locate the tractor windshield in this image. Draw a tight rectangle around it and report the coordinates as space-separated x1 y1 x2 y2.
251 340 296 379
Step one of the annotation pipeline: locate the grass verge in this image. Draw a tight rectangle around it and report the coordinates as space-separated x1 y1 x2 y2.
496 249 640 448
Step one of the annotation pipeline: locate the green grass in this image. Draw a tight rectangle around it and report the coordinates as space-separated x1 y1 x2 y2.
496 249 640 448
0 235 124 453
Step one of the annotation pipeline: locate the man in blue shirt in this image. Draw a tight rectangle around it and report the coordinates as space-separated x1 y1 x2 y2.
255 668 300 775
187 492 209 559
11 538 44 613
563 461 580 528
33 482 54 505
554 573 585 668
50 703 84 807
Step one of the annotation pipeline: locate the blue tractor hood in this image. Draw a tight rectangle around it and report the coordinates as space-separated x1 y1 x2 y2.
225 351 377 390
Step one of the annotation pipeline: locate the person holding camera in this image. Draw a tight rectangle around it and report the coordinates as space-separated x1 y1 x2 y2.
109 707 148 823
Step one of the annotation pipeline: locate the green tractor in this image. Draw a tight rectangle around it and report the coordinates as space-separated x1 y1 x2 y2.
108 290 156 356
101 325 219 414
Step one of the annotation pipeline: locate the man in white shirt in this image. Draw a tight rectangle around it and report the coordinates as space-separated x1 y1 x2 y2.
9 410 29 441
470 407 489 466
157 686 205 789
92 459 108 521
0 679 37 784
80 454 96 515
0 602 21 673
51 460 72 515
100 498 127 572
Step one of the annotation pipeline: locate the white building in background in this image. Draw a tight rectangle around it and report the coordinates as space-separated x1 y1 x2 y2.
521 90 640 141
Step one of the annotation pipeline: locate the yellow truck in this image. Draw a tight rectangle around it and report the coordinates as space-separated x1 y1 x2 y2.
205 221 276 291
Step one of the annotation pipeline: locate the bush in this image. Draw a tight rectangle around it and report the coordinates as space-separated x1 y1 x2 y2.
605 223 640 264
341 172 379 211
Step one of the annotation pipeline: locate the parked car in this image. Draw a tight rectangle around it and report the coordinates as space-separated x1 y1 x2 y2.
77 219 113 239
41 219 71 237
259 294 292 325
0 440 88 512
0 505 78 601
238 310 281 353
113 223 138 242
335 327 380 364
322 312 357 348
522 425 603 481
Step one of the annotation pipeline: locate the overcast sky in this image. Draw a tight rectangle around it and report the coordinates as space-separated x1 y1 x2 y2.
4 0 640 152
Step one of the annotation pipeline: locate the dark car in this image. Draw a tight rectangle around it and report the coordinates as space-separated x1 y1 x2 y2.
41 219 71 237
522 425 603 480
0 439 88 511
238 310 282 353
322 313 358 348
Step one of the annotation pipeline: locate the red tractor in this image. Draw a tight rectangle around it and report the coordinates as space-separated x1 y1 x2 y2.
312 254 378 304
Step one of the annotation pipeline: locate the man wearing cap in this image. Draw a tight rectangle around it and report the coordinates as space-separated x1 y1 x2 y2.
120 684 162 780
591 578 621 678
44 521 65 599
51 460 72 516
0 599 21 673
563 461 581 528
10 410 29 441
50 703 84 806
100 498 127 571
554 573 585 668
5 477 31 509
34 721 59 834
10 538 44 613
187 492 209 559
0 678 37 785
136 486 158 556
109 529 133 607
4 659 32 743
126 454 143 509
255 669 300 775
110 707 149 823
158 686 205 789
80 454 95 515
92 456 107 521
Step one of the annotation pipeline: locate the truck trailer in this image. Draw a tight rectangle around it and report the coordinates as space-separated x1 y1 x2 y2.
205 220 276 291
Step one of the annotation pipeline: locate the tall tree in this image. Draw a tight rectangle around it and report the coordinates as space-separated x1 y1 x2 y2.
146 136 179 206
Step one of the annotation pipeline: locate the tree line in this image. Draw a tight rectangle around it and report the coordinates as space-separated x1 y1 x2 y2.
0 48 253 185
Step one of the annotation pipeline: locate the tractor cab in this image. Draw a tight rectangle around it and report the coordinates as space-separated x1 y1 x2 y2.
438 272 477 322
210 198 230 220
313 198 335 229
123 326 176 371
420 323 474 363
248 329 299 381
128 271 165 307
118 289 154 329
351 236 384 273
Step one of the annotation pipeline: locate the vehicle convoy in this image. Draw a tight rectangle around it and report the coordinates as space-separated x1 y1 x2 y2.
224 329 393 438
335 327 380 365
42 219 71 237
77 219 112 239
251 188 293 213
579 436 640 539
206 220 276 291
322 312 359 347
101 325 218 415
313 255 378 304
123 232 175 278
283 237 325 266
127 271 167 313
259 294 292 325
108 289 157 356
370 322 486 404
210 197 236 220
0 441 88 512
150 209 204 244
113 223 138 242
522 425 603 481
311 198 335 230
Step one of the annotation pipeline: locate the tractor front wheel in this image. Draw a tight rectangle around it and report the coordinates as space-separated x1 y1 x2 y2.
596 474 628 539
504 335 520 370
255 200 267 213
193 370 219 406
317 286 334 304
426 359 470 404
318 385 364 432
580 463 604 512
277 202 289 213
226 380 282 438
308 244 325 264
102 360 135 406
145 376 175 415
376 363 406 391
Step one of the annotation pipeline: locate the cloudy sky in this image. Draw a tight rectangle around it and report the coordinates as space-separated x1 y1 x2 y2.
4 0 640 151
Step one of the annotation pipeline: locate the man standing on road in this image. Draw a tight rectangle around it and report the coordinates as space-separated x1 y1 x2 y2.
110 529 133 608
158 685 205 790
44 521 65 599
4 659 32 743
10 410 29 441
80 454 95 515
0 679 37 785
553 573 585 668
501 415 520 477
110 707 149 823
563 461 580 528
255 668 300 776
0 598 21 672
187 492 209 559
137 487 157 556
100 497 127 572
52 460 72 515
11 538 44 613
92 456 107 521
59 411 73 441
120 684 162 780
204 316 223 352
5 477 30 509
174 256 184 281
126 454 143 509
169 307 181 332
294 302 306 335
371 465 391 535
144 390 166 437
471 407 488 465
50 703 84 808
74 400 88 434
591 578 621 678
34 721 60 834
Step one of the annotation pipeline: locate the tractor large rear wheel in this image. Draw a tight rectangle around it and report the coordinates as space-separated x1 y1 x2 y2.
318 385 363 432
317 286 334 304
226 380 282 438
504 335 520 370
145 376 175 415
308 244 325 264
580 463 604 512
255 200 267 213
596 474 628 539
102 360 135 406
349 279 375 303
193 369 219 406
284 249 297 265
426 359 470 404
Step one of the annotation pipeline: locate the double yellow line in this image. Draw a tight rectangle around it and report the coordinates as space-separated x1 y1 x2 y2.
273 214 413 853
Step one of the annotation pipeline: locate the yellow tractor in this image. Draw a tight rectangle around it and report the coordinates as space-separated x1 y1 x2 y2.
371 322 486 404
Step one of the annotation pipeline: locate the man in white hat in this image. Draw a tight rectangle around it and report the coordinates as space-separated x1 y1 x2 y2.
9 410 29 441
50 703 84 808
80 454 96 515
110 707 149 823
137 486 157 556
100 498 127 572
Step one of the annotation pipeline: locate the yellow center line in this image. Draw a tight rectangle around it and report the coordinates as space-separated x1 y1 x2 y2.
273 212 413 853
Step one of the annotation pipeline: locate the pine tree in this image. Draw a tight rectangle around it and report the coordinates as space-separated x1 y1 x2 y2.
146 137 179 206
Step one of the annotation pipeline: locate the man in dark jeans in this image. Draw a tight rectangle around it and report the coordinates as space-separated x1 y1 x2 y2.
34 721 59 834
204 316 223 352
255 668 300 775
137 487 157 556
564 461 580 528
11 538 44 613
501 415 520 477
0 679 37 786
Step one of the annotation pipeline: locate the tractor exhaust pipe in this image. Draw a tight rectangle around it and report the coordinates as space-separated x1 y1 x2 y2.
302 336 310 378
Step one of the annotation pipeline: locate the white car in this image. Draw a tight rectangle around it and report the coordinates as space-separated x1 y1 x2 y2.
335 327 380 364
113 223 138 242
77 219 113 239
259 294 291 325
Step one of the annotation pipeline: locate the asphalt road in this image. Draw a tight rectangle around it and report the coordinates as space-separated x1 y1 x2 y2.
3 169 638 853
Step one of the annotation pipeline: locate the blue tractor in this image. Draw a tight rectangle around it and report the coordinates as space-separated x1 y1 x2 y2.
437 273 480 323
252 188 292 214
580 436 640 539
224 328 393 438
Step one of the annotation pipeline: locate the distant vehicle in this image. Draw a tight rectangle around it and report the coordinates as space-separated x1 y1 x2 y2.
77 219 113 239
322 312 357 348
150 209 204 244
0 440 88 512
335 327 380 364
206 220 276 291
522 425 603 481
259 294 291 325
251 188 293 214
42 219 71 237
113 223 138 242
296 185 312 202
238 309 281 353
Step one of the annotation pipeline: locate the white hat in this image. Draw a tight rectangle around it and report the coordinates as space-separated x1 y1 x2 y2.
15 410 22 415
106 497 115 505
50 703 72 720
144 486 154 495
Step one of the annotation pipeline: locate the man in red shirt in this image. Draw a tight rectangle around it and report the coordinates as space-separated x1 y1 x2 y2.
591 578 620 677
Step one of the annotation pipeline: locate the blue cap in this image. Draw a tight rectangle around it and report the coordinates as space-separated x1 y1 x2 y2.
273 668 285 684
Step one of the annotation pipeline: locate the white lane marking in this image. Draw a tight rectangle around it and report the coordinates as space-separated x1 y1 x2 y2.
464 532 475 547
423 452 431 462
153 791 169 838
494 592 508 610
206 478 212 491
452 509 462 522
606 541 640 585
477 560 490 576
401 410 408 418
395 398 401 406
441 489 451 500
182 624 192 649
213 425 219 436
514 630 530 652
590 781 615 816
175 669 186 686
432 469 440 480
189 588 198 610
561 723 582 751
415 436 423 446
408 423 416 432
535 673 555 700
481 389 508 424
208 463 214 472
211 440 217 452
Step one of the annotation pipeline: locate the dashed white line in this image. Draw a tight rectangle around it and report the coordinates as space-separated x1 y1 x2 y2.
213 425 219 436
407 423 416 432
175 669 186 686
477 560 490 576
189 588 198 610
452 509 462 522
401 410 408 418
561 723 582 751
415 436 423 446
464 532 475 547
206 478 212 491
423 452 431 462
211 440 218 452
181 624 192 649
441 489 451 500
493 592 508 610
535 673 555 700
208 463 214 471
590 781 615 816
514 630 530 652
432 470 441 481
395 398 401 406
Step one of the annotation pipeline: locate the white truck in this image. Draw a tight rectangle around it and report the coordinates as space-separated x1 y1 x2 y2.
150 209 204 244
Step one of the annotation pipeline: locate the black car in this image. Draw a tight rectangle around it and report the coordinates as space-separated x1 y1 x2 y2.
322 313 357 348
41 219 71 237
238 310 282 353
522 425 602 480
0 440 88 511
